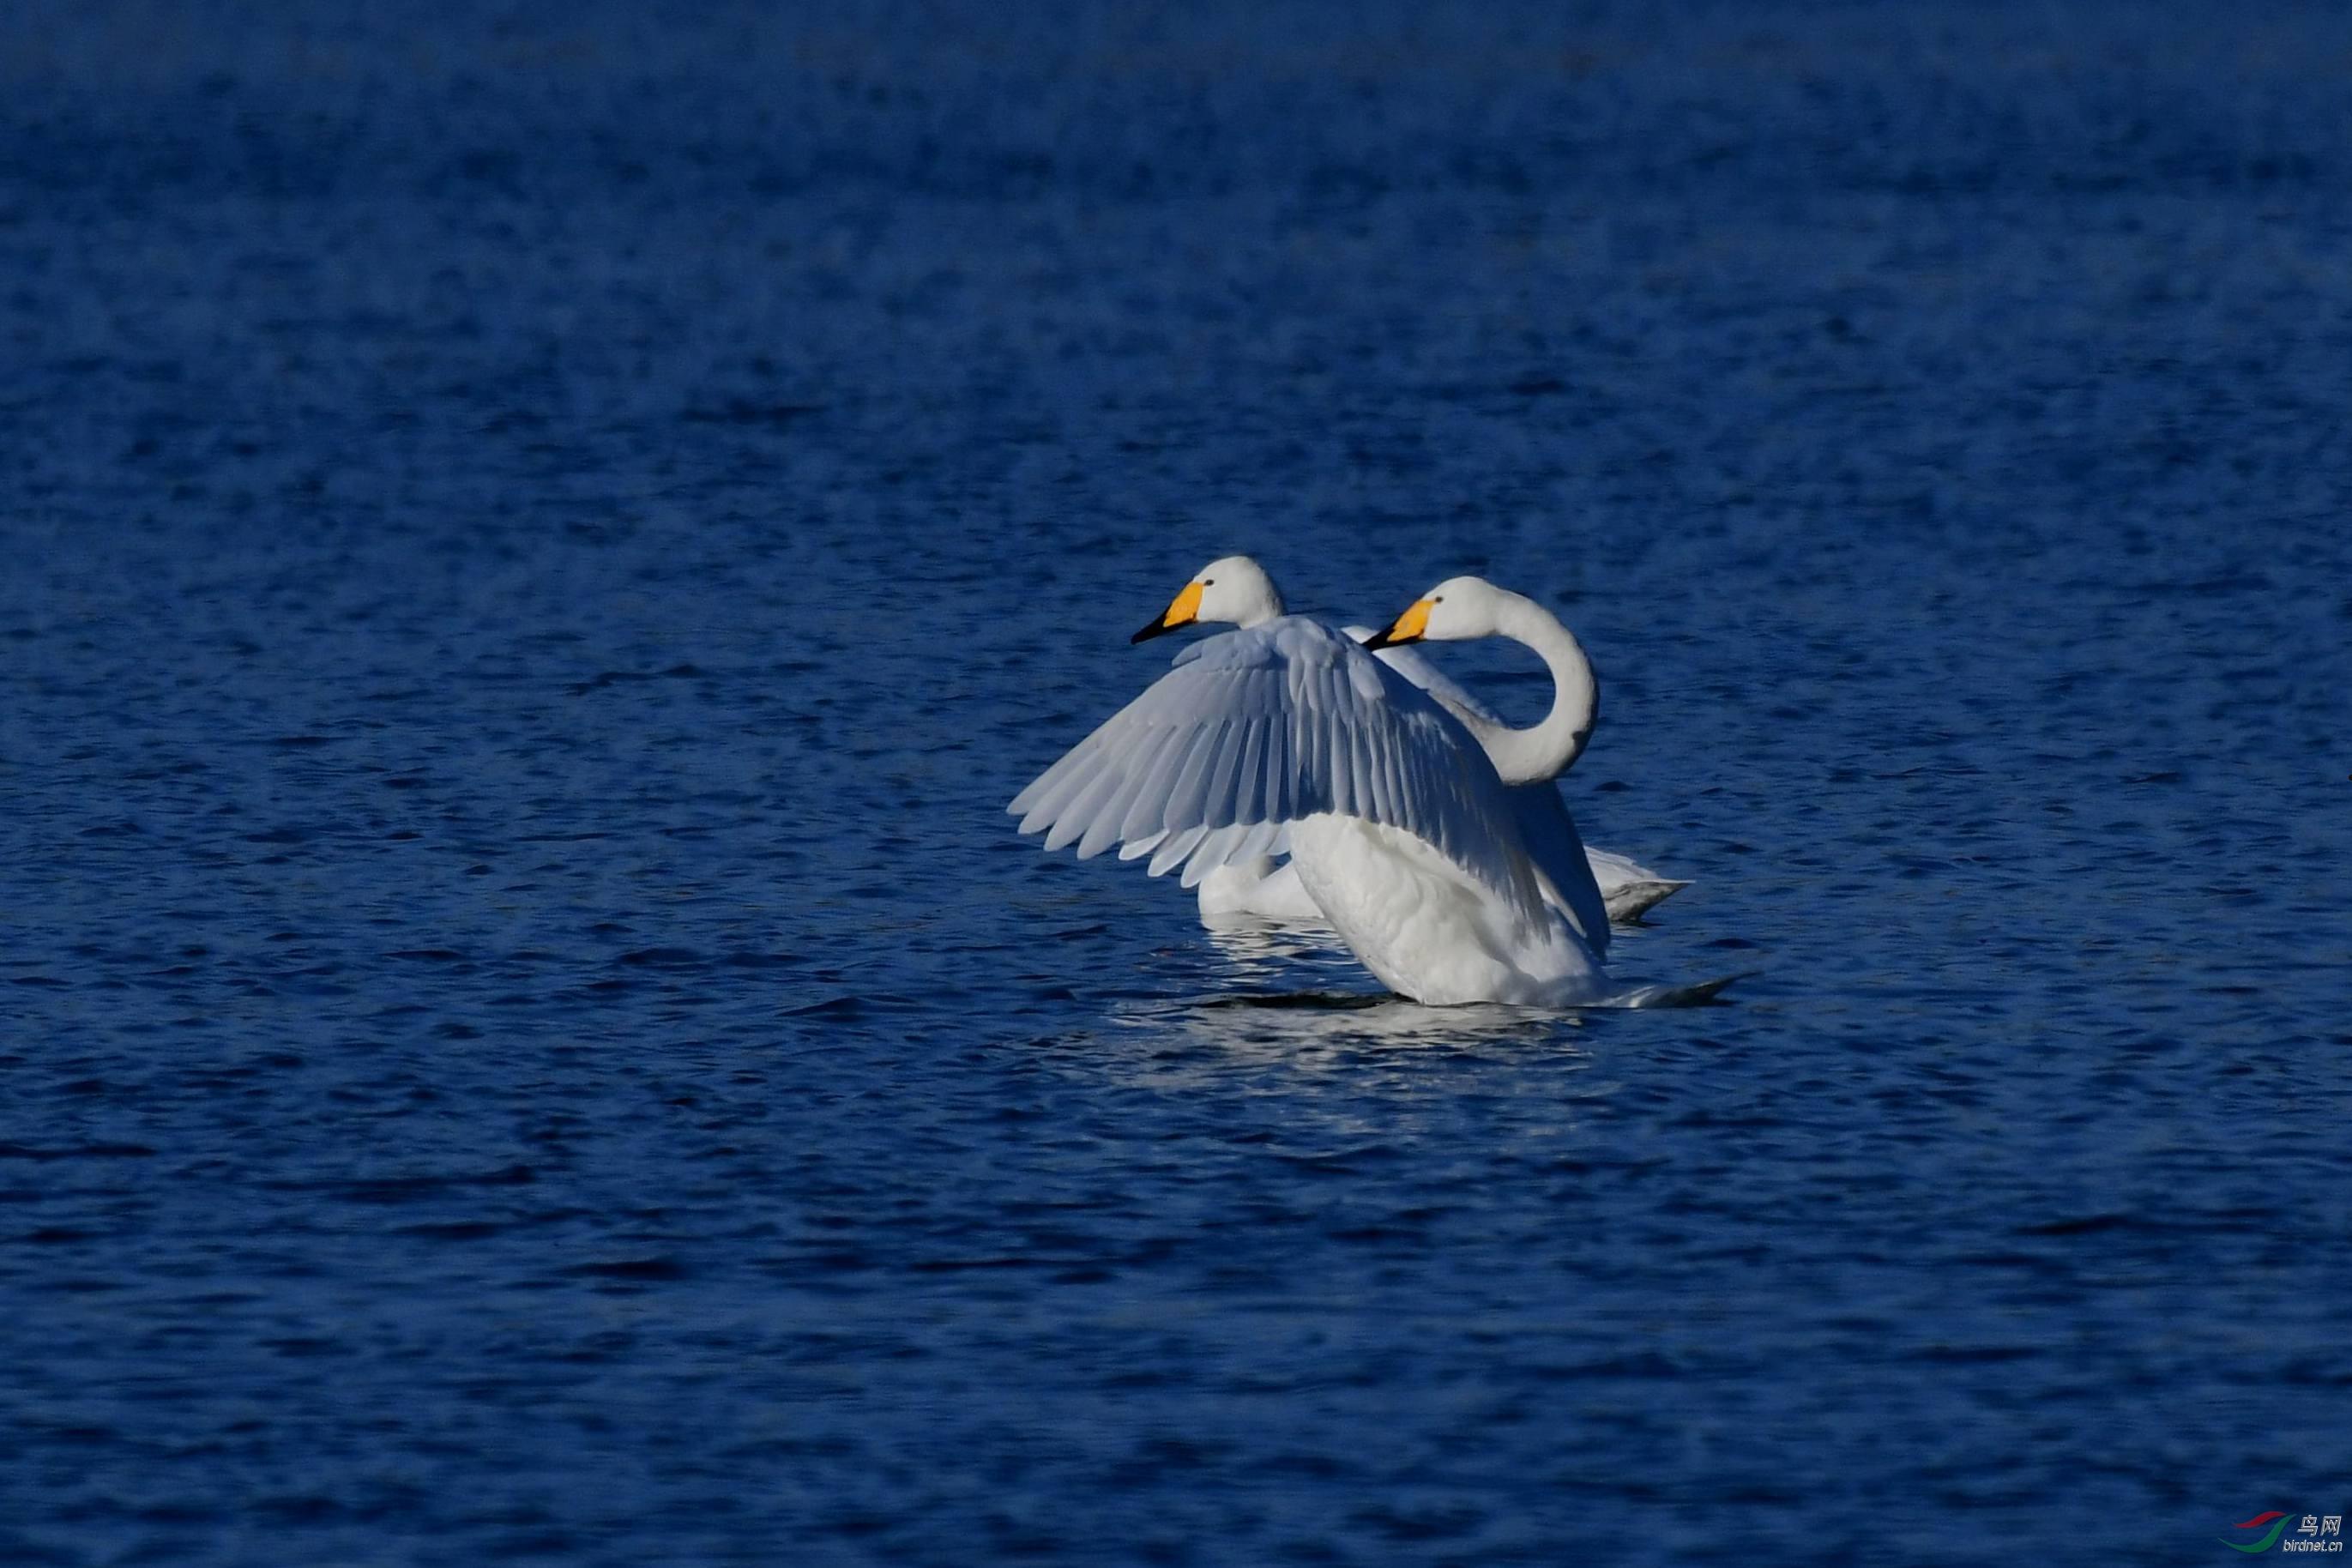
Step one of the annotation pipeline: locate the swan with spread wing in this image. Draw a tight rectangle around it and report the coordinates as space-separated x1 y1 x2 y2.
1009 567 1622 1006
1127 558 1686 928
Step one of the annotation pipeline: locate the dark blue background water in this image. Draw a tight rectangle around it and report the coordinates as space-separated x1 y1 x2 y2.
5 3 2349 1563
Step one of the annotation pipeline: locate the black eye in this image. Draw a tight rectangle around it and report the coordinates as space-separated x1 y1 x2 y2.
1432 594 1444 603
1203 578 1215 586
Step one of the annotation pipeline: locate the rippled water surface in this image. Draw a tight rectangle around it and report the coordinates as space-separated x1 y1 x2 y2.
5 3 2351 1563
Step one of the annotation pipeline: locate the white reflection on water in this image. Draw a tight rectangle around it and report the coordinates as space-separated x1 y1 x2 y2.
1101 919 1589 1058
1187 916 1746 1022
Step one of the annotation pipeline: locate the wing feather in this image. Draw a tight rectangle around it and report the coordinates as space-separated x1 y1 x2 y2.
1262 719 1295 823
1009 618 1547 922
1112 725 1191 843
1232 819 1282 864
1178 823 1252 888
1148 823 1211 877
1156 720 1228 837
1228 717 1266 827
1010 715 1114 821
1046 760 1130 853
1015 749 1106 835
1507 780 1612 953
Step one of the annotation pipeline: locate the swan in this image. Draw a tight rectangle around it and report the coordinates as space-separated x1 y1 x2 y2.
1129 558 1687 926
1010 606 1609 1006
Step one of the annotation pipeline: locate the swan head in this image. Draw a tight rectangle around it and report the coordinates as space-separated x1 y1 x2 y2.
1361 576 1506 648
1131 555 1285 642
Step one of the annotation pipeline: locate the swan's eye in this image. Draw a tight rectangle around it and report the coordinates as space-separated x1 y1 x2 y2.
1432 594 1444 603
1203 578 1215 586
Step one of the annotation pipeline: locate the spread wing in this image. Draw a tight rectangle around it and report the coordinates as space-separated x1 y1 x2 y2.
1501 781 1612 954
1009 617 1548 925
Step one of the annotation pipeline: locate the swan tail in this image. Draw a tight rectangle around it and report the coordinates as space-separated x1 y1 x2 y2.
1601 879 1692 923
1602 970 1753 1009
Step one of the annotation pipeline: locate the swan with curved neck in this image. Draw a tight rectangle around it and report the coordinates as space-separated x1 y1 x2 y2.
1022 560 1606 1004
1364 577 1597 786
1131 558 1685 927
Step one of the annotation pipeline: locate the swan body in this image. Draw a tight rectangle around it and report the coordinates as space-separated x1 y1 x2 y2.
1203 809 1685 923
1285 816 1603 1004
1197 854 1324 920
1010 612 1607 1006
1136 558 1686 930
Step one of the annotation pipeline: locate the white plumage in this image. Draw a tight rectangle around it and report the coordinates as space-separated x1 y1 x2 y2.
1011 612 1609 1005
1134 558 1687 932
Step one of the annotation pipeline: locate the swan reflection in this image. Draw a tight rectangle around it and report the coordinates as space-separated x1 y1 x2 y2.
1112 920 1585 1058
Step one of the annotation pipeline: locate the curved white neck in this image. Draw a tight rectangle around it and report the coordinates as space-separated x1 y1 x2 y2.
1454 591 1598 785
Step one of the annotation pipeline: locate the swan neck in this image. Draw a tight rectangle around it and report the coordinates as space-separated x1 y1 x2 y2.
1238 586 1286 628
1462 592 1598 785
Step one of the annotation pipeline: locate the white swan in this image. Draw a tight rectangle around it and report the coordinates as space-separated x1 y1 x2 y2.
1010 608 1608 1006
1129 558 1687 927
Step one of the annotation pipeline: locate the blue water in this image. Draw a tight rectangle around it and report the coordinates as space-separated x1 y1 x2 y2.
5 3 2351 1563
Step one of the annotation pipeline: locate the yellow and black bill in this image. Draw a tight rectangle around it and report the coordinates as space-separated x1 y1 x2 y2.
1360 599 1432 651
1131 581 1204 643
